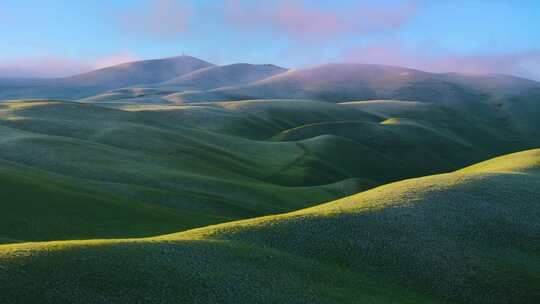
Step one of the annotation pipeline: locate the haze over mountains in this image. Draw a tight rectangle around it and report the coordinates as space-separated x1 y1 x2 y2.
0 56 213 100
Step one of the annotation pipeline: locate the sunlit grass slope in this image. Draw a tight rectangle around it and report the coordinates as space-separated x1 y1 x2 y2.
1 149 539 303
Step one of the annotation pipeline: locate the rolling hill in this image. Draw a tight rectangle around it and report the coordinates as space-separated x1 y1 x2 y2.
167 63 540 135
0 99 536 244
0 55 539 303
2 58 539 138
81 63 288 104
161 63 287 90
1 148 538 303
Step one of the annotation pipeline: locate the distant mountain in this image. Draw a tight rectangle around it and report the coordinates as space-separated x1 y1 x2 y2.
0 55 213 100
166 63 540 134
169 63 539 103
63 55 214 88
161 63 287 90
2 59 540 135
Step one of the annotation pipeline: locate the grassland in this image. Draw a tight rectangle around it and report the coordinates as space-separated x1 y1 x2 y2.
1 148 538 303
1 57 539 303
0 99 536 244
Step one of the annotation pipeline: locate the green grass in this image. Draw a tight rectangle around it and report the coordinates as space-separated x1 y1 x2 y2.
0 99 537 244
1 149 539 303
0 159 224 242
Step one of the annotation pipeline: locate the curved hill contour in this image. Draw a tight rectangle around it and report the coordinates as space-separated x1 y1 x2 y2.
1 149 539 303
170 63 540 135
0 99 537 245
62 55 214 88
162 63 288 90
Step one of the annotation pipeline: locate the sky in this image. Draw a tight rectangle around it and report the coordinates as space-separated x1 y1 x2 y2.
0 0 539 80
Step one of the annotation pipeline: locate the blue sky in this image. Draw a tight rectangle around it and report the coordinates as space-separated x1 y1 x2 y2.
1 0 539 79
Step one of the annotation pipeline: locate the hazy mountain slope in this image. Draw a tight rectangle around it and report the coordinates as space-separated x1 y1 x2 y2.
1 149 538 303
81 64 287 104
67 56 213 87
169 63 540 134
3 59 539 136
170 63 539 104
161 63 288 90
0 56 213 100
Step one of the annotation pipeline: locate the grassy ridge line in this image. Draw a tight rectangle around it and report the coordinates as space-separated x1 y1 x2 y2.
458 148 540 174
0 238 440 304
1 149 539 303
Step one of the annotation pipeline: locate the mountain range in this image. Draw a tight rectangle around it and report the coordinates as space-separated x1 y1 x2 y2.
2 55 539 136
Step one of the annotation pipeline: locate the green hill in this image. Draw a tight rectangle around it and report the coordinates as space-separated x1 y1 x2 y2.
169 64 540 135
161 63 287 90
0 99 537 243
0 159 221 243
1 148 538 303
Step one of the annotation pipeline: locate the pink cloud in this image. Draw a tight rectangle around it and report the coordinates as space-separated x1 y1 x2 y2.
0 53 139 78
223 0 416 38
120 0 191 38
342 44 540 81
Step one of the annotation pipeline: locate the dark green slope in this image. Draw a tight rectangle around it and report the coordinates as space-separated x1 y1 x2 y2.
0 160 222 243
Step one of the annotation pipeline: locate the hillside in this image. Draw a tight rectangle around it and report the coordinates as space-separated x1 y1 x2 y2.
168 63 540 135
62 55 213 88
0 56 213 100
0 159 218 243
161 63 287 90
1 148 538 303
0 99 536 243
2 59 540 137
81 64 288 104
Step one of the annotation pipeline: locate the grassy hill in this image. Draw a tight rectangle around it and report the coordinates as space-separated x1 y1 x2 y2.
81 87 177 104
82 64 288 105
1 148 538 303
161 63 287 90
3 60 540 137
0 159 221 243
169 63 540 135
1 55 538 303
0 99 537 244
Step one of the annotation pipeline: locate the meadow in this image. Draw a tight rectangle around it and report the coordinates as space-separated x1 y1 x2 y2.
0 57 539 303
